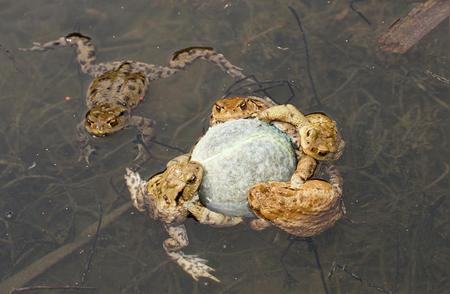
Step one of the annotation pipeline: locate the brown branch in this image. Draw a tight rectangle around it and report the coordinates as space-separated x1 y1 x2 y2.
0 203 132 294
378 0 449 53
10 285 95 293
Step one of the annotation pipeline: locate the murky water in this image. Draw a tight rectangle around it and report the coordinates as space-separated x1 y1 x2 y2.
0 1 448 293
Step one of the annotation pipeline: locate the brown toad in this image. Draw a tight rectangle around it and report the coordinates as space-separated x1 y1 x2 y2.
125 154 242 282
125 97 345 282
21 32 246 163
248 164 345 237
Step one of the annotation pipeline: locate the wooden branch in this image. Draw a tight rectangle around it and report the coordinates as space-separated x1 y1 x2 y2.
10 285 95 293
378 0 449 53
0 203 132 294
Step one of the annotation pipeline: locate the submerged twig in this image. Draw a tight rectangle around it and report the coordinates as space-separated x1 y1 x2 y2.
10 285 95 293
0 44 24 74
328 262 392 294
281 237 329 294
288 6 322 107
224 75 295 104
152 139 187 154
0 202 132 294
307 238 330 294
1 175 59 190
423 163 449 190
241 23 285 53
424 70 449 85
349 0 371 25
79 201 104 285
378 0 449 53
280 240 297 286
225 75 273 101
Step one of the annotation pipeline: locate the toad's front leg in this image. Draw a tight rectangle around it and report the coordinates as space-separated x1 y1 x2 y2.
129 116 156 162
163 223 220 282
76 121 96 164
187 200 243 227
256 104 310 129
290 154 317 188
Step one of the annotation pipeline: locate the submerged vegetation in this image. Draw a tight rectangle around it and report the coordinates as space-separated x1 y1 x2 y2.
0 0 448 293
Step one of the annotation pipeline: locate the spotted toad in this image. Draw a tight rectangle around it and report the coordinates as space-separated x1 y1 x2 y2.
21 32 246 163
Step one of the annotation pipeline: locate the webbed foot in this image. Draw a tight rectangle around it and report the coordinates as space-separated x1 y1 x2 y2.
76 121 95 165
129 116 155 162
134 142 150 162
19 42 46 51
166 250 220 282
78 144 95 165
124 168 147 212
19 36 68 52
163 224 220 282
249 218 272 231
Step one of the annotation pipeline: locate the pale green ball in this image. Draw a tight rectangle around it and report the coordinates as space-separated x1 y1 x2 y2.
191 119 297 217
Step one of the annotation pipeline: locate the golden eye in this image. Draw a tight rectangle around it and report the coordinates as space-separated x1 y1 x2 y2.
215 104 223 112
85 117 94 124
108 119 118 127
306 128 318 139
187 175 196 183
239 102 247 110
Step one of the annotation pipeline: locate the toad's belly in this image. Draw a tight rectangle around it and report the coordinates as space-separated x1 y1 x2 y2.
191 119 297 217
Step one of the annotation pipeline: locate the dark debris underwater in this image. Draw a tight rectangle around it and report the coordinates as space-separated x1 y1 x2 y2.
0 1 448 293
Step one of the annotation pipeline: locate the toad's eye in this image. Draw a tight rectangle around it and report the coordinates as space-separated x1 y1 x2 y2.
108 119 118 127
85 117 94 124
239 102 247 110
215 105 223 112
187 175 196 183
306 128 317 138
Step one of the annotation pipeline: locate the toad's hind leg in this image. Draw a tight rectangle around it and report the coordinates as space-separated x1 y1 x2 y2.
327 164 346 214
170 47 245 79
188 201 243 227
163 224 220 282
124 168 148 212
20 32 101 76
138 47 245 81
